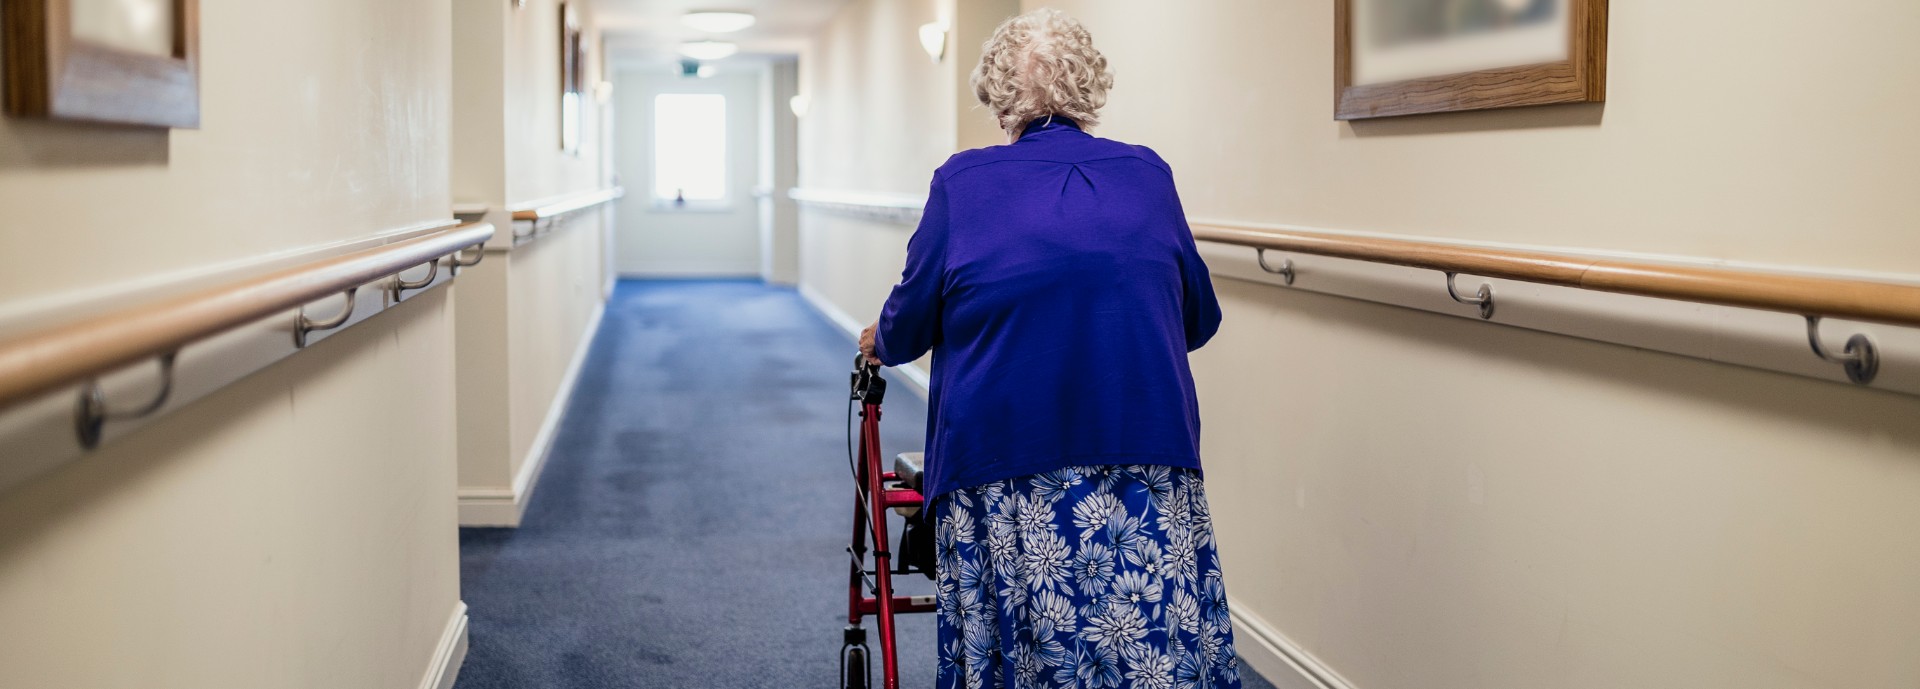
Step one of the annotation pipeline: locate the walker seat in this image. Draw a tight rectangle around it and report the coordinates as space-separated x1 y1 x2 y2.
892 452 924 492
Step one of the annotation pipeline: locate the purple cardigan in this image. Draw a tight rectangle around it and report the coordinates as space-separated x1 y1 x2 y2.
872 117 1223 503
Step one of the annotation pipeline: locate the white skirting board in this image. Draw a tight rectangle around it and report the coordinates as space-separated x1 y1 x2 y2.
1228 598 1358 689
797 283 932 399
418 602 470 689
457 304 605 526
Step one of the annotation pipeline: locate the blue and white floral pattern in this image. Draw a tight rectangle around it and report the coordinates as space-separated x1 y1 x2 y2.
934 465 1241 689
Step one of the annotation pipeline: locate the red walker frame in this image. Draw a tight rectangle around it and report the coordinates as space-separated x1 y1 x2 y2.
842 357 934 689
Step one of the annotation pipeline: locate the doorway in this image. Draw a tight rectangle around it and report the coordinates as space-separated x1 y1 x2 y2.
612 68 763 277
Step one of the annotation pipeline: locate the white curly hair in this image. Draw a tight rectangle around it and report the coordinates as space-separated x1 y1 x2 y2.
970 8 1114 137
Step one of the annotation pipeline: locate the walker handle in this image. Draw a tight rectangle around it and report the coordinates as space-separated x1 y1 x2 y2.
850 352 887 405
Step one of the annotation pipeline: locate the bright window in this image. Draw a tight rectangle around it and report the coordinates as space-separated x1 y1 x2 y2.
653 94 728 204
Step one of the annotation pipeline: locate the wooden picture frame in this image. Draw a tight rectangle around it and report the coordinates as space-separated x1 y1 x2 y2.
559 1 583 154
1335 0 1606 120
3 0 200 127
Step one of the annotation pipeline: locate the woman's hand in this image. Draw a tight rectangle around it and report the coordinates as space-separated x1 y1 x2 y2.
859 322 883 368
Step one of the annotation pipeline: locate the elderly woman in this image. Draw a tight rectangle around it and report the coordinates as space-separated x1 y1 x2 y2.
858 9 1239 689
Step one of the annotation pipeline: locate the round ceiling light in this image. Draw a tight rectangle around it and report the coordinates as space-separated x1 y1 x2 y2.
682 11 756 34
678 40 739 61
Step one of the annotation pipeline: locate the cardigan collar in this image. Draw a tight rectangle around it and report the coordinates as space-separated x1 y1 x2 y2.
1018 116 1084 141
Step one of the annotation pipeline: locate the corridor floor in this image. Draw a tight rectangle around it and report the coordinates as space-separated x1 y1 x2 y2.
454 280 1276 689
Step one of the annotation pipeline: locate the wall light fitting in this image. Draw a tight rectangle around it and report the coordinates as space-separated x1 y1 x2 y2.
918 22 948 63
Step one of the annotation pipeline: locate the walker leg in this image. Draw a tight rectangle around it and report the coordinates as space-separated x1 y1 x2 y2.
861 403 901 689
848 485 869 625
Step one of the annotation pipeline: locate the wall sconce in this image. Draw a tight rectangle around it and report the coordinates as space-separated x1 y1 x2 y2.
918 22 948 63
789 94 810 118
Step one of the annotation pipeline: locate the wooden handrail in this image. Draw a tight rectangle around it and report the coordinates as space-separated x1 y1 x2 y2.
782 185 1920 328
1191 224 1920 328
0 222 494 411
509 187 624 221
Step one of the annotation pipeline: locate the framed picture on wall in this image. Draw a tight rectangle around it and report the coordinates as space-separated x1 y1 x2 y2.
560 1 584 154
2 0 200 127
1335 0 1607 120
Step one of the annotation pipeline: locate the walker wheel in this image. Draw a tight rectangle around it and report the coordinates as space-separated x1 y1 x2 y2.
840 625 871 689
840 645 869 689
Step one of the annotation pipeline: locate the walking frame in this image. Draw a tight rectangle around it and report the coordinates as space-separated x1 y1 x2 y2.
841 354 936 689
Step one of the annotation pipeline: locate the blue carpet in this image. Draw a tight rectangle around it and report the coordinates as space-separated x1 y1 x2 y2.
454 280 1276 689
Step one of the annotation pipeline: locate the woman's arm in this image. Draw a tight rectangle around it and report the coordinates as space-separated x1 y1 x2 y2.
869 177 950 367
1171 186 1222 351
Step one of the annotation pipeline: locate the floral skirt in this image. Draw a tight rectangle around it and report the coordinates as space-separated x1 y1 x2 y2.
932 464 1241 689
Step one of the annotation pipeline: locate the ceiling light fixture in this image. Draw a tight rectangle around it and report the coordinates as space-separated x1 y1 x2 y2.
682 11 756 34
678 40 739 61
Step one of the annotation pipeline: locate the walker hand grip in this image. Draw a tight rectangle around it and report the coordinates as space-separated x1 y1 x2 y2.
850 352 887 405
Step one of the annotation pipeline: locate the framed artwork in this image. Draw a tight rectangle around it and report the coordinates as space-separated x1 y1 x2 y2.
559 1 584 154
3 0 200 127
1335 0 1606 120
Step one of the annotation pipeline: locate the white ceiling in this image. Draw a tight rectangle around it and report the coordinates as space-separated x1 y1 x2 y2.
591 0 851 65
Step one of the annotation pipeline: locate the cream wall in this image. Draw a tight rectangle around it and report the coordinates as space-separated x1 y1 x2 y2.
799 0 956 195
760 60 802 285
452 0 506 207
0 293 462 689
795 0 1017 378
797 0 1920 687
1042 1 1920 275
450 0 611 526
505 0 608 203
447 223 606 498
0 0 463 687
1028 2 1920 687
1196 280 1920 689
454 255 515 491
504 220 604 476
0 0 450 309
798 211 918 337
451 0 609 207
948 1 1013 152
